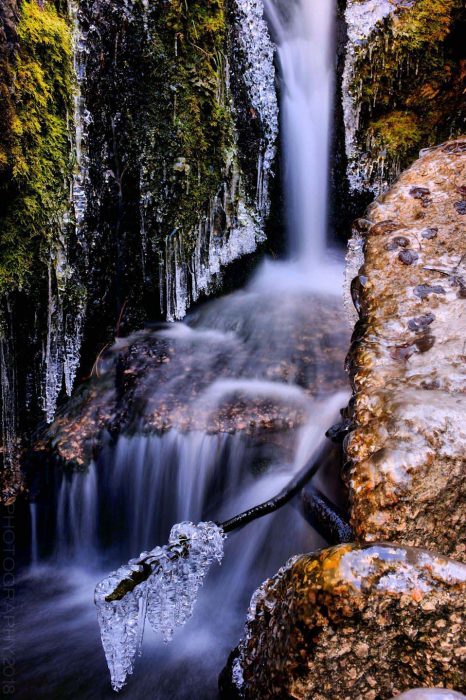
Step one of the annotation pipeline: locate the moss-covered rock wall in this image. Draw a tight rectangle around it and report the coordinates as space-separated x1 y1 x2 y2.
0 0 278 501
343 0 466 195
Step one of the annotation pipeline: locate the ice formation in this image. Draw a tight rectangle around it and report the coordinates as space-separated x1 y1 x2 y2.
344 227 365 325
162 195 265 321
95 522 225 692
153 0 277 321
42 3 89 422
69 0 90 253
0 304 16 471
342 0 395 192
43 261 65 424
232 555 300 694
233 0 278 215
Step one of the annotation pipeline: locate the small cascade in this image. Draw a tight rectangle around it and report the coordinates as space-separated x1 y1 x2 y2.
55 462 98 562
16 0 354 696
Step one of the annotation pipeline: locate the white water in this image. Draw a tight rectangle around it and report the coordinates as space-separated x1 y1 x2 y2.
265 0 335 263
18 1 347 697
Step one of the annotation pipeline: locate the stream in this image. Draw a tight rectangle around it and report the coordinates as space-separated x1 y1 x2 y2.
15 0 351 697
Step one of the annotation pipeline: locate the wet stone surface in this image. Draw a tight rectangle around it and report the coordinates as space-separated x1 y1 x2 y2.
345 139 466 561
226 543 466 700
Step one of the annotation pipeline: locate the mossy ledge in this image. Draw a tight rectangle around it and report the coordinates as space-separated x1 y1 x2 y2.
0 0 73 295
344 0 466 194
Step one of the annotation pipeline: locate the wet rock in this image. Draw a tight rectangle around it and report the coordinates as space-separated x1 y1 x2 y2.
345 139 466 561
443 141 466 155
326 419 353 444
410 186 431 199
414 285 446 299
408 314 436 332
422 228 439 240
227 544 466 700
386 236 410 251
399 250 419 265
352 218 372 234
369 220 399 236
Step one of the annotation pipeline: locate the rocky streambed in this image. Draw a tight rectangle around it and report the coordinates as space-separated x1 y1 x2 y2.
223 140 466 698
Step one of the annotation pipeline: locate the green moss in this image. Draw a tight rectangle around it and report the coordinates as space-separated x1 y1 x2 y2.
141 0 234 252
367 111 424 156
0 0 73 294
352 0 465 185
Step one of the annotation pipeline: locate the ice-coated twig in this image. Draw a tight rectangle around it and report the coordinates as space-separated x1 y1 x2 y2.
95 443 350 692
95 522 225 692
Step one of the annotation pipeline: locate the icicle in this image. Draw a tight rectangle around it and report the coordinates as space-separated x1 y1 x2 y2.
95 570 142 692
63 299 85 397
69 0 90 254
95 522 225 692
233 0 278 217
0 302 16 472
342 0 395 193
43 262 64 424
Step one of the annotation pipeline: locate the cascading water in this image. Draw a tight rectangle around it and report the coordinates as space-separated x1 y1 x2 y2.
265 0 335 263
17 1 348 698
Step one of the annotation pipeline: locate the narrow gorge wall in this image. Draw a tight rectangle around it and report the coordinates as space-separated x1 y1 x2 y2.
0 0 278 502
342 0 466 196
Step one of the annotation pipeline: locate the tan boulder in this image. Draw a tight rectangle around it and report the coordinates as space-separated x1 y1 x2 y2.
345 140 466 561
229 543 466 700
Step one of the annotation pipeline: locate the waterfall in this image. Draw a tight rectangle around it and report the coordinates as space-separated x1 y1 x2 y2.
265 0 335 264
17 3 351 697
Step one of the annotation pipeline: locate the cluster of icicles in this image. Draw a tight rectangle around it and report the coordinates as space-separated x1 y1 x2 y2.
95 522 225 692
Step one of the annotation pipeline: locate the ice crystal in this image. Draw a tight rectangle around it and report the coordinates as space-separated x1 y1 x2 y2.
163 195 265 321
69 0 91 253
41 4 89 421
43 262 64 423
233 0 278 215
344 229 365 325
95 522 225 692
0 303 16 471
342 0 395 193
232 555 300 695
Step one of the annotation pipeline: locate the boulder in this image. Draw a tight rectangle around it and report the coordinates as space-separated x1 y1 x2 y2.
227 543 466 700
345 139 466 561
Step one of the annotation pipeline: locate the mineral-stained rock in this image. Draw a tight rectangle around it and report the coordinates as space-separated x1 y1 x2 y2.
227 543 466 700
345 139 466 562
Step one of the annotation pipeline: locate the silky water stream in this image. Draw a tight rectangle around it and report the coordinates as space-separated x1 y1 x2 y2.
16 0 350 697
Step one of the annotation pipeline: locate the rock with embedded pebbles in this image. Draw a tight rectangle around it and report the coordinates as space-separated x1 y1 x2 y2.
225 544 466 700
345 139 466 561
